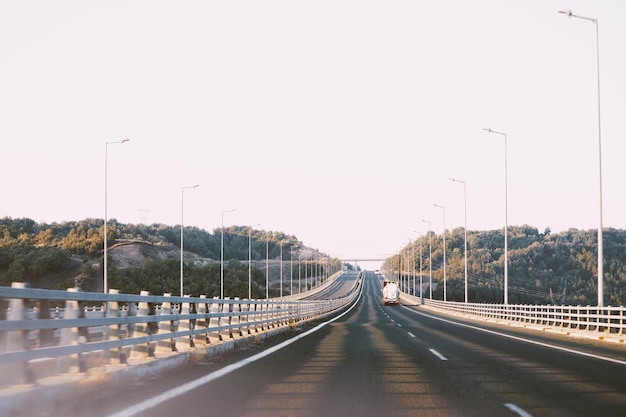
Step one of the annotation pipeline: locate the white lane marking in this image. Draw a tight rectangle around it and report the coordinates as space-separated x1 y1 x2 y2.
396 323 402 327
504 403 534 417
402 306 626 367
407 332 416 338
107 283 364 417
429 348 448 361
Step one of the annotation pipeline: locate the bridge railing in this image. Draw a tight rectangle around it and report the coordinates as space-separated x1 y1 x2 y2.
405 295 625 340
0 276 361 388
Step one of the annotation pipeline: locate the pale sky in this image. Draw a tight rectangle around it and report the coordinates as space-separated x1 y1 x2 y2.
1 1 625 270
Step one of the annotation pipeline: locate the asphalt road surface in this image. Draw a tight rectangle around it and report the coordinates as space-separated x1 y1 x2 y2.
58 271 626 417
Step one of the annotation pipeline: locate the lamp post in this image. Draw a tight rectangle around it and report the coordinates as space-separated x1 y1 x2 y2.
399 250 403 289
180 184 199 297
305 253 309 292
558 9 605 307
266 232 270 299
400 247 405 291
484 128 509 305
298 250 302 294
422 219 432 299
221 208 236 299
247 224 260 300
450 178 468 303
414 231 423 301
104 138 129 294
279 241 284 298
290 246 299 296
407 238 415 296
434 204 447 301
290 248 293 295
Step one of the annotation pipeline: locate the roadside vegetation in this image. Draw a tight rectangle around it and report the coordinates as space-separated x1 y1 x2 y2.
0 217 341 298
385 225 626 306
1 218 624 305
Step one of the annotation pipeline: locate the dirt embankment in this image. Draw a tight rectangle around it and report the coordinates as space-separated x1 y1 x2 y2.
108 241 183 269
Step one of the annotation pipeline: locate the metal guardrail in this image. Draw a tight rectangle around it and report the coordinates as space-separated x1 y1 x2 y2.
413 297 626 339
0 275 361 387
377 271 626 340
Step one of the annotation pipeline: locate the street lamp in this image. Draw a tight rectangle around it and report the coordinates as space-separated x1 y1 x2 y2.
221 208 236 299
483 128 509 304
422 219 432 299
304 253 308 292
400 246 405 291
434 204 447 301
279 241 284 298
407 238 415 296
266 232 270 299
414 230 423 301
298 250 302 294
290 245 299 296
247 224 260 300
180 184 199 297
558 9 605 307
450 178 468 303
104 138 129 294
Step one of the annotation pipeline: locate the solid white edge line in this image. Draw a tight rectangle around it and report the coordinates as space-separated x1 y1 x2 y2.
107 279 364 417
504 403 534 417
402 305 626 367
429 348 448 361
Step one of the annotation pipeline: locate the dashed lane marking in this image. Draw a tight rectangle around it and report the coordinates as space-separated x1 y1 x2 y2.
429 348 448 361
504 403 534 417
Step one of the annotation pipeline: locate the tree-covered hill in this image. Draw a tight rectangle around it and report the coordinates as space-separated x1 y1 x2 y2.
0 217 340 298
3 218 625 305
384 225 625 306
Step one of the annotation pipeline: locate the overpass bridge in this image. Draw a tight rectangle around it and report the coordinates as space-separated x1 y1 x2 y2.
1 272 625 417
340 258 387 271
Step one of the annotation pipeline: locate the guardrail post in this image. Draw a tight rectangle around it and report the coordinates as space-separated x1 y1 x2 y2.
231 298 242 338
180 296 194 348
36 298 55 348
104 289 127 364
278 301 287 327
126 298 137 351
269 301 277 328
132 291 153 358
601 307 609 336
195 295 209 345
240 300 251 335
252 301 261 333
156 293 177 353
591 306 599 332
57 287 82 375
573 305 581 331
208 297 221 344
4 283 27 352
220 298 232 340
261 301 269 331
1 283 31 385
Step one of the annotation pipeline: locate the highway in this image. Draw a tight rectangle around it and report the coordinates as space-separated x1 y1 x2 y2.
63 271 625 417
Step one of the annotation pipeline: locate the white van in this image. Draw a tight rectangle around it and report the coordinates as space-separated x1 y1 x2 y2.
382 280 400 305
